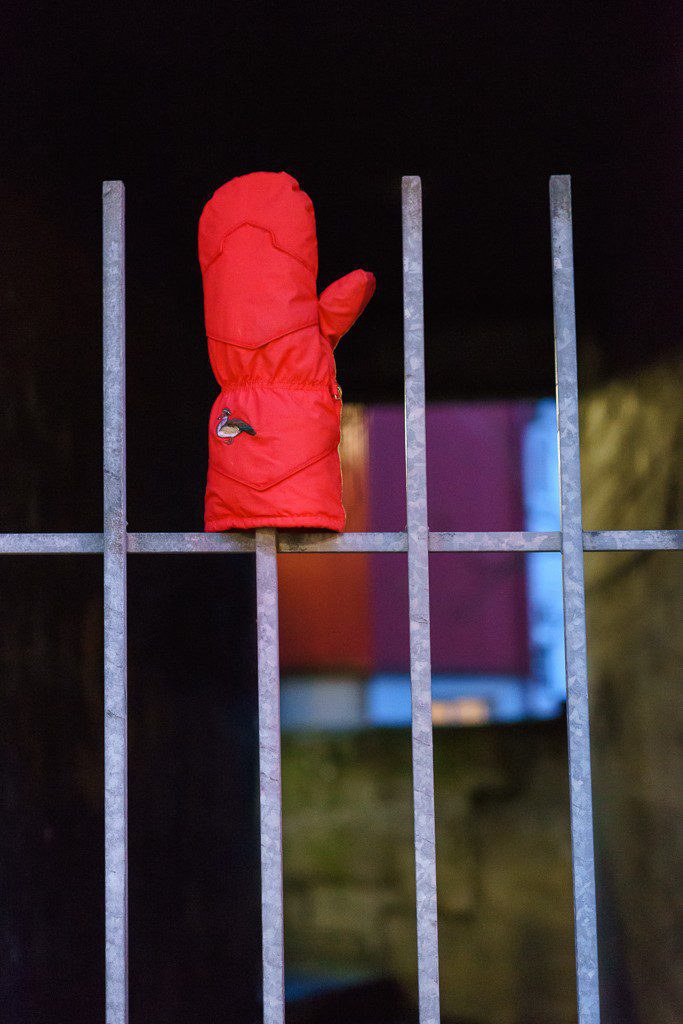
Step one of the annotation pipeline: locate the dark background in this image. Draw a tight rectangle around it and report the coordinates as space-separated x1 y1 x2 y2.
2 1 680 535
1 1 680 1021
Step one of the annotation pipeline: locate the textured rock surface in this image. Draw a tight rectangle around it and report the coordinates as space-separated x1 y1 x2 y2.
582 362 683 1024
282 722 577 1024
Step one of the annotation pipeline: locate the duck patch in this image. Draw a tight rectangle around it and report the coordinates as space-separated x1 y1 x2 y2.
216 408 257 445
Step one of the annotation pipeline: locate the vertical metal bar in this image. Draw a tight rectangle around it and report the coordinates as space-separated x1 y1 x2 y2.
102 181 129 1024
255 528 285 1024
550 174 600 1024
402 175 440 1024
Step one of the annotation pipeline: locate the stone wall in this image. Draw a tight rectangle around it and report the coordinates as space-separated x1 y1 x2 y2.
582 361 682 1024
282 721 577 1024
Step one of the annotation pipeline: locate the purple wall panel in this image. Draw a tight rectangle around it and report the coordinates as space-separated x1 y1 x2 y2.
368 403 533 675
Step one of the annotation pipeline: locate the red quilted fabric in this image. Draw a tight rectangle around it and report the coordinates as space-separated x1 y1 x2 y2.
199 172 375 531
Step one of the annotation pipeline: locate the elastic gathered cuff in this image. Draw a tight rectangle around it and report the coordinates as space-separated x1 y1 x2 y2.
205 513 345 532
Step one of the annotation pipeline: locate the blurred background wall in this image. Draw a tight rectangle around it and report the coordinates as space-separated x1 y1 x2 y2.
582 363 682 1024
276 373 682 1023
282 723 576 1024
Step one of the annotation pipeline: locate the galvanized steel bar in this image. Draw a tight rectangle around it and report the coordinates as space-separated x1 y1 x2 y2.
128 531 256 554
402 175 440 1024
430 530 561 552
255 528 285 1024
1 529 680 557
0 533 105 553
277 530 406 553
550 174 600 1024
102 180 129 1024
583 529 682 551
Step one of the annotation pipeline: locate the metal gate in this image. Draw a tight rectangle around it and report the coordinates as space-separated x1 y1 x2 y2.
1 175 681 1024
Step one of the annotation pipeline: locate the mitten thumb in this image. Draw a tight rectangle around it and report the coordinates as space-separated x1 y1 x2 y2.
318 269 376 349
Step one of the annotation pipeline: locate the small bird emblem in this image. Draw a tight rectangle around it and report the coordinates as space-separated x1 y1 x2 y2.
216 408 257 444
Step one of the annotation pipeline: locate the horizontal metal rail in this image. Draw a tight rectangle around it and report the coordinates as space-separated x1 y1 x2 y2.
2 529 680 555
581 530 682 551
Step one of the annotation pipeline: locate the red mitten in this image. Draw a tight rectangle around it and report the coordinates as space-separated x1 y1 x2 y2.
199 172 375 531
